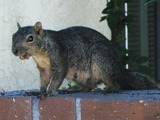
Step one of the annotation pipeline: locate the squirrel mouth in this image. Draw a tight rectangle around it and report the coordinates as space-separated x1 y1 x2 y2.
19 55 30 60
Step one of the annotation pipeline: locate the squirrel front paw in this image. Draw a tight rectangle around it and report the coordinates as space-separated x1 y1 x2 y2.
38 92 47 99
46 89 57 96
39 87 48 99
38 90 55 100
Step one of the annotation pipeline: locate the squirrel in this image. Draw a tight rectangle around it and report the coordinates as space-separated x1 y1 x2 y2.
12 21 159 97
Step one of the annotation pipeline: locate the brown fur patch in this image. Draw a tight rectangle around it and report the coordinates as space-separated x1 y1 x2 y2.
33 51 51 69
32 51 51 87
66 67 91 85
66 63 102 88
91 63 101 79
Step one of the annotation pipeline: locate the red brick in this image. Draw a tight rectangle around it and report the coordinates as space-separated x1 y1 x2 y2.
39 97 75 120
0 97 32 120
81 99 160 120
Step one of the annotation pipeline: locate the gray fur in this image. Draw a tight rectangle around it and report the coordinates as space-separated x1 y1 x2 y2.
12 22 158 97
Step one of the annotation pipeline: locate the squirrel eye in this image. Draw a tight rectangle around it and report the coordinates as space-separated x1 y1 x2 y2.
26 35 34 43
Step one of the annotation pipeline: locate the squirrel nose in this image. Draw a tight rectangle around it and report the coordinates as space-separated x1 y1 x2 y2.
12 48 18 56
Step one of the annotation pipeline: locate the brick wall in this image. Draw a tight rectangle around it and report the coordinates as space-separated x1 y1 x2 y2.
0 90 160 120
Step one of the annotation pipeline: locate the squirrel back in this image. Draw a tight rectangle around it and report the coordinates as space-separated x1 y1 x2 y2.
12 22 159 97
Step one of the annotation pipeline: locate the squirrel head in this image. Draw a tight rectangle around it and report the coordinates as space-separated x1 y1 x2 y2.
12 21 44 60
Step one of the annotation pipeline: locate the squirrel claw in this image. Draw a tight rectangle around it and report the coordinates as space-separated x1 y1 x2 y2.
38 92 48 100
103 86 119 94
103 90 119 95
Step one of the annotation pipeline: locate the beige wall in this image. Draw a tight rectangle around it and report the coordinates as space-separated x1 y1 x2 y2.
0 0 110 92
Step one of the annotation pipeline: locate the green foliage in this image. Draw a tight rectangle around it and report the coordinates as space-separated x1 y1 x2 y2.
68 82 80 90
100 0 153 77
101 0 131 29
145 0 158 4
100 0 133 44
125 51 153 77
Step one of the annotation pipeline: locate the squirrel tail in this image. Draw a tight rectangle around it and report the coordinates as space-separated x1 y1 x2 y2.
118 71 159 90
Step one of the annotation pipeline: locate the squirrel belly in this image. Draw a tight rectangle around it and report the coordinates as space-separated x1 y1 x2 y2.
12 21 158 97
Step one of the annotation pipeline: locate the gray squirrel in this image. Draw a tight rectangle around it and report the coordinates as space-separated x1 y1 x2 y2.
12 21 159 97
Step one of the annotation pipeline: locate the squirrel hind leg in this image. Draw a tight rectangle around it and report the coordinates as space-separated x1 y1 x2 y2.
81 86 93 92
103 85 120 94
102 78 120 94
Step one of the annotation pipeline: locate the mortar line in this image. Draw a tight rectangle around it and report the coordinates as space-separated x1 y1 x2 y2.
75 98 81 120
32 97 40 120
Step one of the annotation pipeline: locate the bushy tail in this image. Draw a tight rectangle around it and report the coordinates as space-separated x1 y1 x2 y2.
118 72 159 90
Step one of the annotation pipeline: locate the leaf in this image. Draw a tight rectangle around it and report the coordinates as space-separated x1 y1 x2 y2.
124 15 134 23
106 0 115 9
145 0 158 4
136 56 148 63
68 82 75 88
100 16 107 22
107 12 121 30
117 0 125 7
128 62 139 71
138 65 152 76
124 0 132 3
102 7 110 14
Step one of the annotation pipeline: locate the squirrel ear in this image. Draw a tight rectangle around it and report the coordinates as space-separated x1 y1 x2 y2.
34 21 43 37
17 22 21 29
34 22 42 33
